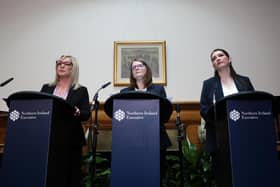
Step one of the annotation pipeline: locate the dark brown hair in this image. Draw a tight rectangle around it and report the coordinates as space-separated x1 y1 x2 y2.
129 58 152 89
210 48 237 78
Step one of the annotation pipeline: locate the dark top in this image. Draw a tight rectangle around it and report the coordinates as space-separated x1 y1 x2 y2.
120 84 172 147
41 84 91 146
200 74 254 153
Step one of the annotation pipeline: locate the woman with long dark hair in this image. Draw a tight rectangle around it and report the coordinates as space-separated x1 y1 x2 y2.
200 49 254 186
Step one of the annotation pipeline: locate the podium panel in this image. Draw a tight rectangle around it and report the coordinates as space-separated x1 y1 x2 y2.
210 91 280 187
110 99 160 187
0 91 76 187
1 99 53 187
227 100 280 187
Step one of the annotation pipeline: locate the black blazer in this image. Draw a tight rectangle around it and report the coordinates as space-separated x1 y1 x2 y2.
41 84 91 146
120 84 167 97
120 84 171 147
200 74 254 153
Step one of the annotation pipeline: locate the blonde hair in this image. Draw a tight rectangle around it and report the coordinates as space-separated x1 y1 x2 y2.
50 55 80 90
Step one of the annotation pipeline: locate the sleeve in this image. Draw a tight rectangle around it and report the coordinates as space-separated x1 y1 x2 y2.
40 84 48 93
200 81 212 122
246 77 255 91
76 87 91 121
159 86 167 98
236 75 255 92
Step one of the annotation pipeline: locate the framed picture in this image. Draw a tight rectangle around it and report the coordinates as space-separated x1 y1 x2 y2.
113 40 167 86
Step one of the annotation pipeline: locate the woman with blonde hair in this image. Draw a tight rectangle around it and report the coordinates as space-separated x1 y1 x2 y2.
41 55 90 187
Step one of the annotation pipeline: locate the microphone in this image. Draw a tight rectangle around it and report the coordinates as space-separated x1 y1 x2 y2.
101 81 111 89
95 81 111 94
91 81 111 111
213 90 216 104
0 77 14 87
213 82 218 104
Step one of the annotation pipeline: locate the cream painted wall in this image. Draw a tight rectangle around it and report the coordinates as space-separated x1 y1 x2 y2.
0 0 280 110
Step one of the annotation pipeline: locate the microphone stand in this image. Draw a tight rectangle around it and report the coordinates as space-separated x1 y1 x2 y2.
175 104 185 187
213 89 219 150
90 90 101 187
89 81 111 187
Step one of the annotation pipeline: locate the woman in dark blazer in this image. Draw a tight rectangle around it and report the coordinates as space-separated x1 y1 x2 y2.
41 55 90 187
200 49 254 185
200 49 254 153
120 58 171 185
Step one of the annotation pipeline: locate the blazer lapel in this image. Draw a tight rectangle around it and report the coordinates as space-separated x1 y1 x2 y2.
234 76 246 92
214 76 224 101
66 87 74 102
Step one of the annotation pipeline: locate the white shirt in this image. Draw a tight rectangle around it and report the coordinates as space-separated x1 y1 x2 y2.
222 82 238 96
135 88 147 92
53 86 69 100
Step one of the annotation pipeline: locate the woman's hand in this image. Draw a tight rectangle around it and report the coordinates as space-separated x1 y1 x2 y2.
74 106 81 116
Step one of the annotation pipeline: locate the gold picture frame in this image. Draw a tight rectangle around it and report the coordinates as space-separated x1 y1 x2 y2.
113 40 167 86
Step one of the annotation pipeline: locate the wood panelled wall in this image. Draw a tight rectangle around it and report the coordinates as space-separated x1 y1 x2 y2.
0 111 8 153
0 102 202 153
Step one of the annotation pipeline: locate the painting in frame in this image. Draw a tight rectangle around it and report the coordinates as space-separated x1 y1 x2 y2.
113 40 167 86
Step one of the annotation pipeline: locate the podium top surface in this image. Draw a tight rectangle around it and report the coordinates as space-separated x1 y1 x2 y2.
218 91 273 103
6 91 75 113
104 92 173 123
207 91 275 117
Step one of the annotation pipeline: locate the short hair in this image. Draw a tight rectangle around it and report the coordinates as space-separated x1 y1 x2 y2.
50 55 80 90
210 48 237 78
129 58 152 89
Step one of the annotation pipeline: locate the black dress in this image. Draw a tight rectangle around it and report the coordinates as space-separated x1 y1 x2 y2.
41 84 90 187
